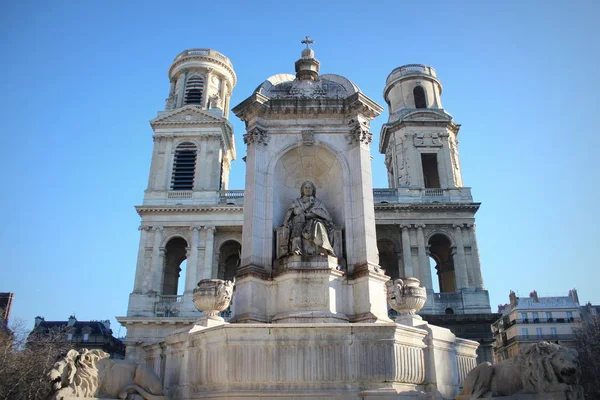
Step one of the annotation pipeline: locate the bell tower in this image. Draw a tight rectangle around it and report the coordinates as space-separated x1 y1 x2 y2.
119 49 241 359
377 64 497 362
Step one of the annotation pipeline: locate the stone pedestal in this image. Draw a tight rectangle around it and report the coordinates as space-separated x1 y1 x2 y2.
272 255 347 323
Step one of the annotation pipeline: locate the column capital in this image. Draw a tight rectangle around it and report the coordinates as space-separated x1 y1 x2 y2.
415 224 426 230
465 223 475 228
452 223 464 230
202 225 216 233
138 225 151 231
191 226 202 232
152 225 164 232
399 224 411 230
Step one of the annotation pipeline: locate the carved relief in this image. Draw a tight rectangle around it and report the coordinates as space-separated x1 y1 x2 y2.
208 93 221 109
165 93 177 110
346 119 372 146
413 132 443 147
397 136 410 186
243 127 270 146
301 130 314 146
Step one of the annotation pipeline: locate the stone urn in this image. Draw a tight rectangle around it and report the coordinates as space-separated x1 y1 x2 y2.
193 279 234 319
386 277 427 318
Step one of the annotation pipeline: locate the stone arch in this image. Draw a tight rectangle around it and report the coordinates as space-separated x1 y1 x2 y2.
413 85 427 109
162 236 189 295
428 233 455 293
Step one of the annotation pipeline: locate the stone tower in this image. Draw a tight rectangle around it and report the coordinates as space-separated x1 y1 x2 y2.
119 49 242 358
376 64 497 361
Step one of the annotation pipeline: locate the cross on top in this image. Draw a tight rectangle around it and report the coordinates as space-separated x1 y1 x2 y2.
301 36 314 48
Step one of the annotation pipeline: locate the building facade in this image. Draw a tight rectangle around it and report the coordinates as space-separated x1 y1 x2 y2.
492 289 581 362
118 44 496 363
30 315 125 358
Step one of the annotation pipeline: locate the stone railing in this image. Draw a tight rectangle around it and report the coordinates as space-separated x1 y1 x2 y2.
167 191 193 199
218 190 245 205
154 295 183 317
173 48 233 69
386 64 438 85
374 187 473 204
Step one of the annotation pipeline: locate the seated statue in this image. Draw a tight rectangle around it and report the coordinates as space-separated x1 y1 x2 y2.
282 181 336 257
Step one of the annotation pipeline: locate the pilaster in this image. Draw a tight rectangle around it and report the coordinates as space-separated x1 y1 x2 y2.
150 226 164 294
175 69 187 108
201 226 215 280
133 225 150 293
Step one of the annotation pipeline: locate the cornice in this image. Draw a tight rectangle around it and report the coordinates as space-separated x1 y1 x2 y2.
374 202 481 212
136 205 243 215
233 92 382 122
168 55 236 86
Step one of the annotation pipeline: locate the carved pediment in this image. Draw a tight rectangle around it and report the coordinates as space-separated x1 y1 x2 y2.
150 105 227 127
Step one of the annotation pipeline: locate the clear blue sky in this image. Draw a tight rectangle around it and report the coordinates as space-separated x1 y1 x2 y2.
1 1 598 335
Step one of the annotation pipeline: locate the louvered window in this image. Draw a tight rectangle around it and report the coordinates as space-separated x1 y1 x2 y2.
171 142 197 190
184 76 204 105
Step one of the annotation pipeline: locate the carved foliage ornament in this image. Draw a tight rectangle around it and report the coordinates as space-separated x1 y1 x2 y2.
346 119 372 146
243 127 270 146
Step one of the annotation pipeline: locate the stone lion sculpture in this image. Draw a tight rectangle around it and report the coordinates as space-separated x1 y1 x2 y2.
459 341 583 399
48 348 169 400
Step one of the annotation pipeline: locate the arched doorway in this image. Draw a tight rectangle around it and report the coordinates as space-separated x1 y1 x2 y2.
428 233 455 293
162 237 188 295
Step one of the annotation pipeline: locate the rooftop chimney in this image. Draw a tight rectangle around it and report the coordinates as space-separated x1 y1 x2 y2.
68 315 77 327
569 288 579 304
529 290 539 302
34 316 44 327
509 290 518 307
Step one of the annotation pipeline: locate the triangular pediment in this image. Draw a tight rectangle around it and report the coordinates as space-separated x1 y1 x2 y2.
150 105 228 127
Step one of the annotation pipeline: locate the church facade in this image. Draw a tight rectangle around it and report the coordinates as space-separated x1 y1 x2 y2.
117 43 496 364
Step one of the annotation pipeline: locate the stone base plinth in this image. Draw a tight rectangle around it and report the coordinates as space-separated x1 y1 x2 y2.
154 322 479 400
456 393 570 400
273 255 347 323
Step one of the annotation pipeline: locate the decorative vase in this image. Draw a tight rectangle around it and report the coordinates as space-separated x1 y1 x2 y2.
386 277 427 317
193 279 234 319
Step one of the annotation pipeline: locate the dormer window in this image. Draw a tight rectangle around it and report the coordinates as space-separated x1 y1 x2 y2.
413 86 427 109
184 76 204 105
171 142 197 190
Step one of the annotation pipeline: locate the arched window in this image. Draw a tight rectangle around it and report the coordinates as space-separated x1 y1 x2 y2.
184 76 204 105
413 86 427 109
428 233 455 292
171 142 197 190
162 237 188 295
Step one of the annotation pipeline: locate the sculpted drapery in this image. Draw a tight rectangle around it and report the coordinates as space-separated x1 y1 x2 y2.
283 181 336 257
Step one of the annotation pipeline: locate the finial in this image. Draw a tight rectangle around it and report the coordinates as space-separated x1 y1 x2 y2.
301 36 314 49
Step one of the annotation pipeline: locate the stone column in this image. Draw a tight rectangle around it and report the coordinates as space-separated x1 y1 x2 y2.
201 226 215 280
185 227 201 292
416 224 433 290
452 224 469 290
175 69 187 108
133 225 150 293
396 250 404 278
400 224 413 277
151 226 164 294
467 223 484 289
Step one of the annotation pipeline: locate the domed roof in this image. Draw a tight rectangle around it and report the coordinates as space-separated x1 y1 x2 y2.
253 73 361 100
